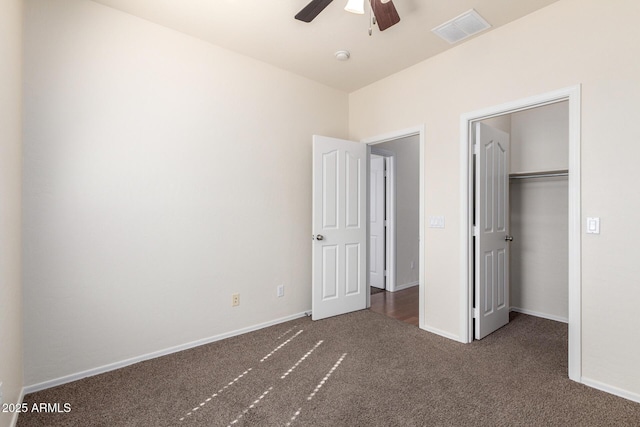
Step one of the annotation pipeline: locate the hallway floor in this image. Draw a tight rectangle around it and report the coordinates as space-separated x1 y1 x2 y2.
369 285 419 326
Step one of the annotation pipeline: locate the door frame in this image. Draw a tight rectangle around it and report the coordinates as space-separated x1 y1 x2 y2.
362 125 426 328
459 85 582 381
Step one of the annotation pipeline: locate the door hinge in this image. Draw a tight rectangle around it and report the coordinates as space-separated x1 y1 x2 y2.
473 143 479 155
473 226 478 236
473 308 479 319
383 270 388 277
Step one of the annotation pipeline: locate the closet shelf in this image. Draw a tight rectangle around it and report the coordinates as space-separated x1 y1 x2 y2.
509 169 569 180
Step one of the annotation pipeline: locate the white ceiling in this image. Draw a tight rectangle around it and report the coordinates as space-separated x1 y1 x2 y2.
90 0 560 92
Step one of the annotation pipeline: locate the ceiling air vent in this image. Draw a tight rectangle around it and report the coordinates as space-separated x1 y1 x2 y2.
432 9 491 44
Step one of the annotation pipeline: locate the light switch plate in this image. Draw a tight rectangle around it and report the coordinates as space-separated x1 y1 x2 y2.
586 217 600 234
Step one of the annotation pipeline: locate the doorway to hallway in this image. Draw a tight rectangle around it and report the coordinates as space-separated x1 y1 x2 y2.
370 286 419 326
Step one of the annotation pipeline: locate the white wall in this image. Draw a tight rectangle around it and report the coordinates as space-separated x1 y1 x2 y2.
511 102 569 173
509 102 569 322
23 0 348 387
373 135 420 289
349 0 640 399
0 0 24 425
510 177 568 321
481 114 511 135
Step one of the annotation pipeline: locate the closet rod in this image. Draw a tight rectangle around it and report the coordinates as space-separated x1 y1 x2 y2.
509 169 569 180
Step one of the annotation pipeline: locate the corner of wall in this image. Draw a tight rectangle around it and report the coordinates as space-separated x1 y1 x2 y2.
0 0 24 425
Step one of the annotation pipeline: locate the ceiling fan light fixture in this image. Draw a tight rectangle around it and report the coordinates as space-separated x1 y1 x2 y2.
344 0 365 15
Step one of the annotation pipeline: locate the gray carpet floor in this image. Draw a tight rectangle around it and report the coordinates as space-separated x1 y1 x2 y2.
18 311 640 426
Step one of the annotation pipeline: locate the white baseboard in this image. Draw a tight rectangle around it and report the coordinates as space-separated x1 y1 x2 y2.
24 311 309 394
10 387 25 427
421 324 464 343
391 281 419 292
510 307 568 324
581 377 640 404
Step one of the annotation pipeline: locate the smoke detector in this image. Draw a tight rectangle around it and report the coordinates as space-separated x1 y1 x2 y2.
432 9 491 44
335 50 351 61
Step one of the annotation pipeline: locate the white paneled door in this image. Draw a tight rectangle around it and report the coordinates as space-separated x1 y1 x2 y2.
369 155 386 289
312 135 367 320
474 122 511 339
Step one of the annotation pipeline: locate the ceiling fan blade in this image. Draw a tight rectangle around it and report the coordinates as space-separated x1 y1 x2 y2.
295 0 334 23
370 0 400 31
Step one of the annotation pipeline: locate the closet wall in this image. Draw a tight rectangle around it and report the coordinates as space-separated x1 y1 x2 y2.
509 101 569 322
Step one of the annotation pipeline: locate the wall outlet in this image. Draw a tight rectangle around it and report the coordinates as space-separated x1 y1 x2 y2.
277 285 285 298
429 215 445 228
232 293 240 307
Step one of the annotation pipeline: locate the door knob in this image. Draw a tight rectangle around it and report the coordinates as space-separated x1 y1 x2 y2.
505 235 514 242
316 234 324 241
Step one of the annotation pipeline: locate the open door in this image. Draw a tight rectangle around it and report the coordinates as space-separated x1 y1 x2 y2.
369 155 385 289
312 135 367 320
474 122 511 339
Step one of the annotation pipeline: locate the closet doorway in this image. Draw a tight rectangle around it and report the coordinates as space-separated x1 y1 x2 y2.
476 101 570 338
460 85 582 381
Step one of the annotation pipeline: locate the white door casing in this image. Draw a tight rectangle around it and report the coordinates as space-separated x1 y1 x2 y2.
461 86 581 381
312 135 367 320
474 122 510 339
369 155 385 289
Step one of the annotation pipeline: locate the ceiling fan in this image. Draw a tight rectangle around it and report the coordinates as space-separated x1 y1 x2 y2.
295 0 400 32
